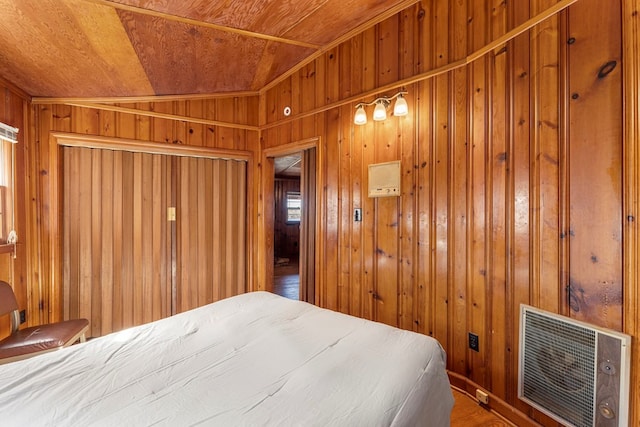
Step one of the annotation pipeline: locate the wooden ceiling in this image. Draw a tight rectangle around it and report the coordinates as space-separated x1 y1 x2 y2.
0 0 415 99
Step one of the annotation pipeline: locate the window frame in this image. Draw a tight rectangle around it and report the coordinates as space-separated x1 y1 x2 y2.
285 191 301 224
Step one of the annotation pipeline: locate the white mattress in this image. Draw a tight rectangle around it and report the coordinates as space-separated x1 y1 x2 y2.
0 291 453 426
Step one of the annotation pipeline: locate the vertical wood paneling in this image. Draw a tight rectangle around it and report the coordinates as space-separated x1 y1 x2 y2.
450 0 469 377
349 81 364 318
338 105 351 315
432 0 451 357
175 157 247 313
300 148 317 304
509 0 532 409
100 150 114 334
261 1 630 426
398 7 417 332
468 0 489 388
415 0 434 337
567 0 623 329
121 151 134 328
90 149 103 335
112 150 124 331
531 0 563 314
324 48 340 312
132 152 143 326
623 0 640 422
63 147 171 336
360 26 377 322
62 146 247 332
488 0 509 397
373 15 401 327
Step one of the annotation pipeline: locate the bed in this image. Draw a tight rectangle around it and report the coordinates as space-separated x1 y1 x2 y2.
0 291 454 426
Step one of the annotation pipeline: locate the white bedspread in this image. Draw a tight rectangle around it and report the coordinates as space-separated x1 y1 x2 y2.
0 291 453 426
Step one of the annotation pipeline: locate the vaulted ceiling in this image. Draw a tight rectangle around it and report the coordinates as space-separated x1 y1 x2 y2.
0 0 415 98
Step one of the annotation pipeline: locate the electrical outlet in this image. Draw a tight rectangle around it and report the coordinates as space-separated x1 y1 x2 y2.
19 309 26 324
468 332 479 352
476 389 489 404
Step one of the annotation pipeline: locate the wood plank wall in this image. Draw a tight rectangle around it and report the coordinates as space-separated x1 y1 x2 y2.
28 97 259 329
63 147 172 335
261 0 635 425
0 79 29 337
175 156 247 313
0 0 638 424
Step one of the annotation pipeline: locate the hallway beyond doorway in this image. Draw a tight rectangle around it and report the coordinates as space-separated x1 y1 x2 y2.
274 260 299 300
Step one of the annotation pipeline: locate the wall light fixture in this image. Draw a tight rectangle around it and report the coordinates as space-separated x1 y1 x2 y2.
354 91 408 125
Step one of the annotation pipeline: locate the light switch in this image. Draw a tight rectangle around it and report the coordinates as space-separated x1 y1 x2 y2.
167 207 176 221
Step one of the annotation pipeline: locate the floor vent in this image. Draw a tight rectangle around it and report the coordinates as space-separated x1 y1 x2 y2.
518 304 631 427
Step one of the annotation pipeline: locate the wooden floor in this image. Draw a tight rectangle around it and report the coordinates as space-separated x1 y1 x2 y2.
274 261 300 300
274 262 512 427
451 388 514 426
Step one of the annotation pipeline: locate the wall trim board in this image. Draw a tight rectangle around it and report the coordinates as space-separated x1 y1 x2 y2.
622 0 640 422
262 137 320 158
51 132 253 161
46 131 255 321
31 90 260 105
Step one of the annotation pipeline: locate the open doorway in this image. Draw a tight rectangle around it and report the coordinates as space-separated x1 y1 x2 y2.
264 144 316 303
273 153 302 300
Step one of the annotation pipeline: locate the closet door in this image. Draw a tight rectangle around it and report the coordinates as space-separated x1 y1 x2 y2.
175 157 247 313
63 146 248 336
63 147 172 337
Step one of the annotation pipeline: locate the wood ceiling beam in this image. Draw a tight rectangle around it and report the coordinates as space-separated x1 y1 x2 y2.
81 0 321 49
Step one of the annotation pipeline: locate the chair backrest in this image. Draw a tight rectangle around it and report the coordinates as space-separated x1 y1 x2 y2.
0 281 20 333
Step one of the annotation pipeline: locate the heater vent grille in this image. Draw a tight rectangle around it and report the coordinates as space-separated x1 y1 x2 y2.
522 310 595 426
519 305 631 427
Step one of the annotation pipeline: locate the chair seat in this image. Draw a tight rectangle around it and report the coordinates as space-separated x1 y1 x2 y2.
0 318 89 360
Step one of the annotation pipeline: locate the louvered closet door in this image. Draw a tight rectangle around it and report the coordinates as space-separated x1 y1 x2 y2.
63 147 172 337
175 157 247 313
63 147 248 336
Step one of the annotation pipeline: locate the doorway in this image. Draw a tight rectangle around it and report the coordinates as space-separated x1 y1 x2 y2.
265 144 317 303
273 154 302 300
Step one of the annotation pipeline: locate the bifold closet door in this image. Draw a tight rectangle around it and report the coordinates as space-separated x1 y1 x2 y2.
175 157 247 313
63 147 172 337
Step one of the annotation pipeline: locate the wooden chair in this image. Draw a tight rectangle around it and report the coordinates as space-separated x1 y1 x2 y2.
0 280 89 365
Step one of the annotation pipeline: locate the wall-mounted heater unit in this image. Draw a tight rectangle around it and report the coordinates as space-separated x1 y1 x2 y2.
519 305 631 427
368 160 400 198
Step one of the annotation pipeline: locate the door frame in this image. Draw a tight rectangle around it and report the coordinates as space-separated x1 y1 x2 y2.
261 137 323 304
46 132 254 322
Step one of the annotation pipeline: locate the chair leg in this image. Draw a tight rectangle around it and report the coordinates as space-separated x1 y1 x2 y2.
80 333 86 343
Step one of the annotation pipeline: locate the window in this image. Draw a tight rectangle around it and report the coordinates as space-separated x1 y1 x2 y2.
286 191 301 223
0 122 18 246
